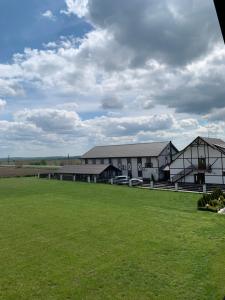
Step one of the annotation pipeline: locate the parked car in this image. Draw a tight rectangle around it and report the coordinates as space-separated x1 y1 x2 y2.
111 175 129 185
130 178 143 186
110 176 143 186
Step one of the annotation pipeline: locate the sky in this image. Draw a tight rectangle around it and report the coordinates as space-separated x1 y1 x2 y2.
0 0 224 157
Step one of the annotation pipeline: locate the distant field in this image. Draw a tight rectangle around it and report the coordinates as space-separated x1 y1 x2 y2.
0 166 58 178
0 178 225 299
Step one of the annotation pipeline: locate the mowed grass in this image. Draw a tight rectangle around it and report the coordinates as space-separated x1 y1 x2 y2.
0 178 225 300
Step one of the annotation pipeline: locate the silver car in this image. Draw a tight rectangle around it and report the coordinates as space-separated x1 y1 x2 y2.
112 175 129 185
130 178 143 186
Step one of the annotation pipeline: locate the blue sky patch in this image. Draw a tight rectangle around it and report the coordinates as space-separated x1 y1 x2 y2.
0 0 91 62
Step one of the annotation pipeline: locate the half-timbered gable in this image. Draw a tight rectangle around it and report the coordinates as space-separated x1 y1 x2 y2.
170 136 225 184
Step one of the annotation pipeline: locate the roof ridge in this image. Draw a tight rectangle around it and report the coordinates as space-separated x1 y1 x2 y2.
200 136 224 140
200 136 225 143
92 141 170 148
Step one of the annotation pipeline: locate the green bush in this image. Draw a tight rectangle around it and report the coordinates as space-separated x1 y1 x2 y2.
197 193 211 208
197 188 225 211
211 188 224 200
218 195 225 205
209 199 224 209
208 199 218 207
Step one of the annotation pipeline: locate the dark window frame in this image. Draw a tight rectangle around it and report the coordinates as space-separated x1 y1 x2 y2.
138 170 143 177
145 157 153 168
137 157 142 164
198 157 206 170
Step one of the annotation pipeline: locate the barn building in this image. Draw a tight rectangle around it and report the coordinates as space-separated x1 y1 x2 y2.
50 164 120 183
170 136 225 185
81 141 178 181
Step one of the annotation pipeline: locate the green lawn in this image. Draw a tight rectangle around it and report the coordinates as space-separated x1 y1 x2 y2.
0 178 224 300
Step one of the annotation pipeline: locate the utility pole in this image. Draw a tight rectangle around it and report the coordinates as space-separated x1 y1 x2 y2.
214 0 225 43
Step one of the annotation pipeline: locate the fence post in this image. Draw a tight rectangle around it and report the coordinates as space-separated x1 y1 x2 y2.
203 184 207 194
175 182 178 191
38 173 40 179
48 173 51 180
150 181 154 189
73 175 76 182
129 180 132 187
60 174 63 181
110 178 114 185
87 176 91 183
94 176 97 183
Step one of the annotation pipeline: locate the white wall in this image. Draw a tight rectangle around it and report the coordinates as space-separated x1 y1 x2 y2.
83 156 159 179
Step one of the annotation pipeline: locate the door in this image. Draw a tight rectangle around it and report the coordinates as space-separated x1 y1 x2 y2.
194 173 205 184
164 170 170 181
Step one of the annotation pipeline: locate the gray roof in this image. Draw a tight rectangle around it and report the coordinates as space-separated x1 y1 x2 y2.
55 164 114 175
200 137 225 149
82 142 171 159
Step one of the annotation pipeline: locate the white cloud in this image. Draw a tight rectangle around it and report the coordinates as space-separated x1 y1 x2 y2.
15 109 82 134
0 78 24 97
61 0 88 17
42 10 56 21
65 0 221 66
0 103 223 156
101 96 124 110
1 0 222 117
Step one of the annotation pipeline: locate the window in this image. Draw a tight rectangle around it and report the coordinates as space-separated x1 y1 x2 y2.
223 171 225 176
137 158 142 174
118 158 122 170
100 158 104 164
85 159 88 165
92 159 96 165
109 158 112 164
138 170 143 177
127 158 132 172
145 157 153 168
198 157 206 170
137 157 142 164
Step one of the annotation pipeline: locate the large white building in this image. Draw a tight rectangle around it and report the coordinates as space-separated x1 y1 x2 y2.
170 136 225 185
82 141 178 181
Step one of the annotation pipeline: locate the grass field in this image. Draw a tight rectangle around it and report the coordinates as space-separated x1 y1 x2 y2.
0 178 225 300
